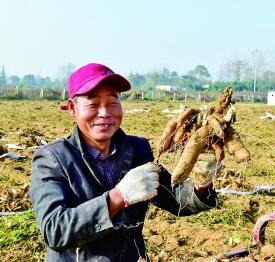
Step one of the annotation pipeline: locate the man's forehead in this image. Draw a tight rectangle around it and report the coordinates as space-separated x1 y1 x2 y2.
86 86 119 98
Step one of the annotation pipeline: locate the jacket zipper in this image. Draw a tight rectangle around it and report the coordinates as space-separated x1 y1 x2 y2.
76 247 80 262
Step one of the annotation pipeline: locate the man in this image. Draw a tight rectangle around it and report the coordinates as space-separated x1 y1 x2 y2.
30 63 218 261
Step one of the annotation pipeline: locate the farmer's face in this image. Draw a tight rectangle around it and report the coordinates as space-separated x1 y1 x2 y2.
69 84 122 147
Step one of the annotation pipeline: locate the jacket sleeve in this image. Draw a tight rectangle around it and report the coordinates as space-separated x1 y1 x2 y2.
153 165 218 216
130 137 218 215
30 146 114 251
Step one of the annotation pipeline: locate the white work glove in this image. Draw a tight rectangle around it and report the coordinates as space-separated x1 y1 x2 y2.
116 162 160 206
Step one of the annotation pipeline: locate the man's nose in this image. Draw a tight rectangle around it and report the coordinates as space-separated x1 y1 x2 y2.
98 106 110 117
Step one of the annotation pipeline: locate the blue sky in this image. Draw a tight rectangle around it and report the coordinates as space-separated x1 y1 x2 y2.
1 0 275 79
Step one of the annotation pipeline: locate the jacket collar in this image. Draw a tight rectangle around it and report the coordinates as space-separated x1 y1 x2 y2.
67 125 135 190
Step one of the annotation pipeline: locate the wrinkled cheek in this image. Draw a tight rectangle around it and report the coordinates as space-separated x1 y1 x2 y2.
115 109 123 126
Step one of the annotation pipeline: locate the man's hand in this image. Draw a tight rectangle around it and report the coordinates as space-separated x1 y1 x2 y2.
116 163 160 206
192 154 223 201
194 178 213 200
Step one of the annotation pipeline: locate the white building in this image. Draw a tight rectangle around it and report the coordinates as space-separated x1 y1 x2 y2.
202 84 210 89
267 91 275 106
156 85 179 92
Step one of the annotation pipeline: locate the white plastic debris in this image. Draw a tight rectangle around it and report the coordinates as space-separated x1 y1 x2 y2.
165 114 175 118
0 153 26 159
6 143 25 150
125 108 151 113
162 108 182 114
0 211 29 217
35 136 48 145
216 185 275 195
9 131 23 134
0 137 10 141
26 145 42 149
162 104 186 115
260 112 275 120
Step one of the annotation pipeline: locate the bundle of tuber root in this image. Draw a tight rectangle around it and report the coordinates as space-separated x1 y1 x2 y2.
156 87 250 186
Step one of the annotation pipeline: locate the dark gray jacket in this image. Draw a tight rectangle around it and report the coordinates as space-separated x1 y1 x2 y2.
30 127 218 262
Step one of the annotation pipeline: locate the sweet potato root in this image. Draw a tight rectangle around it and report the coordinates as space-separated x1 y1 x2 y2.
215 87 233 115
176 108 199 127
157 86 250 186
225 127 250 162
211 138 225 161
207 115 224 139
173 126 187 145
171 125 209 186
157 119 177 157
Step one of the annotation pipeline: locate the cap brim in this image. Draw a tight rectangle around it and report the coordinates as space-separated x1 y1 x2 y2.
60 73 131 110
73 73 131 97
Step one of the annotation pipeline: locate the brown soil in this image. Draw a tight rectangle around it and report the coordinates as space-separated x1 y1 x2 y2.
0 100 274 261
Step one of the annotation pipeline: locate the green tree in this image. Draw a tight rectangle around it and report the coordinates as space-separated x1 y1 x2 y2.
0 65 7 86
127 72 146 88
35 75 45 87
143 71 162 90
7 75 20 86
232 60 247 82
261 70 275 91
56 63 75 87
43 76 53 88
179 74 197 90
22 74 36 87
188 65 211 84
170 71 179 86
160 67 170 84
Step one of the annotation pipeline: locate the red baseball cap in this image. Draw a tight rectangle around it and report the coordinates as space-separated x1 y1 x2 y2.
69 63 131 97
60 63 131 110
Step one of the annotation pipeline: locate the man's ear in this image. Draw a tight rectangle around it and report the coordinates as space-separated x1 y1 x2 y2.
67 98 76 116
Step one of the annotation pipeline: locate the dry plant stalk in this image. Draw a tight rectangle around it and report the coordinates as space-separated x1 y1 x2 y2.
156 86 250 186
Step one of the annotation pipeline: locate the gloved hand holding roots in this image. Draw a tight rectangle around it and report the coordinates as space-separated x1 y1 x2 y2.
156 87 251 187
116 163 160 206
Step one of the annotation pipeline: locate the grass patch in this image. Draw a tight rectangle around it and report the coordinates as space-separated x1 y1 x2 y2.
0 210 40 247
0 173 21 186
190 201 252 227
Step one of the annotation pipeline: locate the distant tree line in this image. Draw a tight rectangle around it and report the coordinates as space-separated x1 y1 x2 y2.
0 63 75 89
1 50 275 92
128 65 212 91
128 50 275 92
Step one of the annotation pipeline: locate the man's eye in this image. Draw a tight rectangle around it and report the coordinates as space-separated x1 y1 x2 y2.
87 104 98 108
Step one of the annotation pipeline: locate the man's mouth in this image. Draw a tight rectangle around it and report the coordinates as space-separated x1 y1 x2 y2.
93 123 113 128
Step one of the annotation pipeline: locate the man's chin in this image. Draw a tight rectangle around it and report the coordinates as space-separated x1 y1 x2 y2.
93 134 113 142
